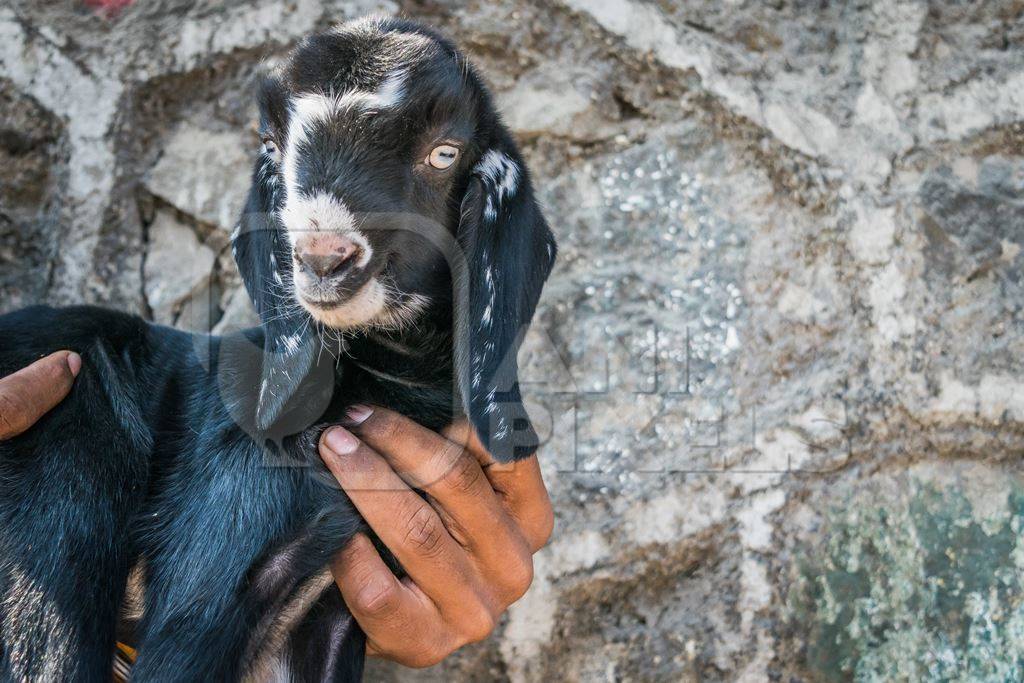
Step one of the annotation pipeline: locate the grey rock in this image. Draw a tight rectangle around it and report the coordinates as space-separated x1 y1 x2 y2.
498 74 597 139
212 284 260 334
919 157 1024 281
143 210 217 328
146 124 253 233
0 78 66 314
174 278 222 333
786 462 1024 681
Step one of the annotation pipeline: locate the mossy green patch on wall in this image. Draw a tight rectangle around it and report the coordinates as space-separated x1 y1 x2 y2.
789 465 1024 682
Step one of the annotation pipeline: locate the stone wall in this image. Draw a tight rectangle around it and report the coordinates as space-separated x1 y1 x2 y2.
2 1 1023 680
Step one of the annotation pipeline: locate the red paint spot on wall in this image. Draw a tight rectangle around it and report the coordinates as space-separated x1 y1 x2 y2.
83 0 134 18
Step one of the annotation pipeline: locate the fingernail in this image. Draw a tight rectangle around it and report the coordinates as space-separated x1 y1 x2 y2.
66 352 82 377
344 404 373 426
324 426 359 455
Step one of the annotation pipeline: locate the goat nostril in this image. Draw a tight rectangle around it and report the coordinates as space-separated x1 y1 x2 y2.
294 237 362 279
336 241 358 263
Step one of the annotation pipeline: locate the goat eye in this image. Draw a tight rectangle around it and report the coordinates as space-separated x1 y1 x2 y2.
261 138 279 157
426 145 459 170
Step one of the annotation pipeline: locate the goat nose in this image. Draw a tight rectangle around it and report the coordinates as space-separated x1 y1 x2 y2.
294 234 361 279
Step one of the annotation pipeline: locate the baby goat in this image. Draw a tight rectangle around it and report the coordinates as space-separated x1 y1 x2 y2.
0 17 555 682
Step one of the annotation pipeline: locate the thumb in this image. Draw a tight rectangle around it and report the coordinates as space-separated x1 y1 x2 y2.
0 350 80 441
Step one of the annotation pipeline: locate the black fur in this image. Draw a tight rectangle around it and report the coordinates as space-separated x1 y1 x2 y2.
0 17 555 682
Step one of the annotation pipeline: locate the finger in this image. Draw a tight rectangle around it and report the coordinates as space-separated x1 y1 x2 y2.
320 428 487 621
332 534 456 667
346 406 517 539
443 420 554 552
0 351 80 441
346 407 534 601
343 405 473 489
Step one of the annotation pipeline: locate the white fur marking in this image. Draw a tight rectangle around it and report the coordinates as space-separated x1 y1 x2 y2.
299 280 429 332
287 93 334 151
281 95 324 205
285 72 406 152
280 191 371 267
279 334 302 355
282 90 388 209
475 150 520 220
485 267 495 287
266 656 292 683
351 70 407 110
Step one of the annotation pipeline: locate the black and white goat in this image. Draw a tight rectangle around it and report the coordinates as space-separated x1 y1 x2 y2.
0 16 556 681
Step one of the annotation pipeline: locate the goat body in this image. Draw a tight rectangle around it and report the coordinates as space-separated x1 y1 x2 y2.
0 16 556 682
0 306 395 680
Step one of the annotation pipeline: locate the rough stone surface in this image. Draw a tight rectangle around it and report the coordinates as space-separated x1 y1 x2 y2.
146 124 253 234
143 210 217 327
786 463 1024 682
0 78 67 311
2 1 1023 680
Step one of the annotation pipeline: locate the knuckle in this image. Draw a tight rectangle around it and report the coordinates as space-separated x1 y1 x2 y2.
521 496 555 551
502 551 535 601
460 601 497 644
353 580 400 618
435 506 472 547
534 501 555 548
401 505 446 558
442 452 482 495
415 436 461 489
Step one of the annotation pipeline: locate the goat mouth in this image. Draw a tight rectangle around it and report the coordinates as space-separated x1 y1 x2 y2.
299 296 345 310
295 258 386 305
294 253 394 324
298 278 373 310
295 259 430 333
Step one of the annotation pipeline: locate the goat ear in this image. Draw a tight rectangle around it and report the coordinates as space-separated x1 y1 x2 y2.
455 127 557 462
232 158 325 434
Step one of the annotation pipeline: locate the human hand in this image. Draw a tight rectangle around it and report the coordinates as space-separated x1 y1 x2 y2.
0 351 81 441
319 407 553 668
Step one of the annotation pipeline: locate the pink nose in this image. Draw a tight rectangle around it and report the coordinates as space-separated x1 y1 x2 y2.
293 233 362 279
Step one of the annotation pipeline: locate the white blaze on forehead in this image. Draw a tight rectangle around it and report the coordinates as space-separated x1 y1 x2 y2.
281 190 355 235
341 70 408 110
286 70 408 143
289 70 408 120
290 92 336 141
281 69 409 209
282 94 325 203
